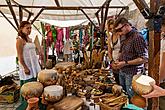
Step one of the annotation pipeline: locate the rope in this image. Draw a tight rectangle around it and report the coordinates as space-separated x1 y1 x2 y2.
61 0 65 20
31 0 34 14
118 0 126 6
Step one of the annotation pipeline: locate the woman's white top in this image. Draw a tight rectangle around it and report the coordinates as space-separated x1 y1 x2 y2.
109 32 120 61
161 34 165 64
18 41 41 80
112 39 120 61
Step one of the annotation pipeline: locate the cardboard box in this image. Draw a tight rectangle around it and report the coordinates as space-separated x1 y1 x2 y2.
0 87 20 103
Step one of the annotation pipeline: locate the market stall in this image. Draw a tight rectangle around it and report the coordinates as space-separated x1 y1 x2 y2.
0 0 165 110
18 62 128 110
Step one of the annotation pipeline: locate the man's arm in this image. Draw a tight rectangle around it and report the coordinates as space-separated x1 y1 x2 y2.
142 83 165 98
160 52 165 81
125 57 147 65
113 57 147 69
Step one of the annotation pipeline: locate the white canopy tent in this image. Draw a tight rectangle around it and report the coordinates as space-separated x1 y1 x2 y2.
0 0 149 20
1 1 164 109
0 0 150 75
40 19 89 27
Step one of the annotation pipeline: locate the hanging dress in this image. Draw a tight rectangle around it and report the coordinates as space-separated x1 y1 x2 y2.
18 40 41 80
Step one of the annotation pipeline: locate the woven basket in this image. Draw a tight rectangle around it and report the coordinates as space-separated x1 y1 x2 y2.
98 95 128 110
99 102 123 110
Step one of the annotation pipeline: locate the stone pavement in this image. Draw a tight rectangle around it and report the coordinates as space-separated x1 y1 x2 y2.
0 78 21 110
0 100 21 110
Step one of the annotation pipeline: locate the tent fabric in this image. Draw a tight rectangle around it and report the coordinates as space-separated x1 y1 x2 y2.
40 19 89 27
0 0 149 20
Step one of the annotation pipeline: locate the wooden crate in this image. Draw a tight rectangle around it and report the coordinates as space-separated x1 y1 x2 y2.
0 87 20 103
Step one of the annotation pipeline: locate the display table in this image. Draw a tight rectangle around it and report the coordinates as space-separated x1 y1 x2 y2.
49 96 84 110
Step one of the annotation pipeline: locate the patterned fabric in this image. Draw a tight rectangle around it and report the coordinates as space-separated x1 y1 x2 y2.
66 27 70 40
46 31 53 47
63 39 72 55
55 28 64 55
119 29 148 74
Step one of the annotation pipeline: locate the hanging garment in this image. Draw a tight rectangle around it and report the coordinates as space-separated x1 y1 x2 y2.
46 31 53 47
63 39 72 55
79 28 83 47
51 25 57 43
19 42 41 80
55 28 64 55
63 28 66 43
66 27 70 40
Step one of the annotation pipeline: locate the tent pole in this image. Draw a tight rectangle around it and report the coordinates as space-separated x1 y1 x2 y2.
11 0 32 14
100 0 111 50
133 0 149 11
19 6 23 24
0 5 127 9
115 7 125 19
95 13 100 26
133 0 163 109
54 0 60 7
0 10 18 31
148 0 165 109
103 0 111 29
101 8 104 24
0 5 127 10
27 12 33 21
80 9 97 28
5 0 19 28
31 8 44 24
32 24 43 36
11 0 34 22
95 0 109 15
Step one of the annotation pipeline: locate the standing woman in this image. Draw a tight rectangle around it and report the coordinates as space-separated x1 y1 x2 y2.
16 21 41 87
106 18 120 84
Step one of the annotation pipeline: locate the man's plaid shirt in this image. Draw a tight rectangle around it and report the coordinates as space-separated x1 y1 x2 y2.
118 29 148 74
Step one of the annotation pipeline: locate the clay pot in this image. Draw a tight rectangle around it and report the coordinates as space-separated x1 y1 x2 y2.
38 69 58 86
132 74 155 95
131 95 147 108
21 81 43 99
26 97 39 110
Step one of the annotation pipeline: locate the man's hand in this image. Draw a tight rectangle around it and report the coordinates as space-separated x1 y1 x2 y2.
113 61 126 69
111 62 118 70
142 83 165 98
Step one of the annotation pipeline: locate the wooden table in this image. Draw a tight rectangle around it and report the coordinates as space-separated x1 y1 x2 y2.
48 96 84 110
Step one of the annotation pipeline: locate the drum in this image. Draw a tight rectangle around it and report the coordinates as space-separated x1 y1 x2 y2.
21 81 43 99
44 85 63 102
38 69 58 86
